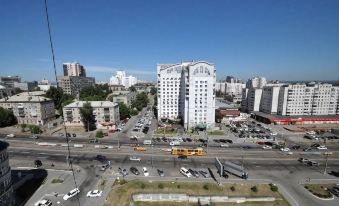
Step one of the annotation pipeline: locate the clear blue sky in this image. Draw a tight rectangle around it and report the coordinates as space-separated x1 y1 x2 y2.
0 0 338 82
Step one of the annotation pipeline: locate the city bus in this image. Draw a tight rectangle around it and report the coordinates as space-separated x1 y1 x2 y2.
171 147 204 156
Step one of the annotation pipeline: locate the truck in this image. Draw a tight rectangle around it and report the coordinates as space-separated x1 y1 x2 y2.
223 161 248 179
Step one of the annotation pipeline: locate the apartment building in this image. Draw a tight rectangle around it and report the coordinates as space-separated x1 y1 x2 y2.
0 76 21 88
241 77 267 113
63 101 120 127
277 83 339 116
157 61 216 130
260 86 281 114
110 92 136 107
0 95 55 125
57 76 95 97
63 62 86 77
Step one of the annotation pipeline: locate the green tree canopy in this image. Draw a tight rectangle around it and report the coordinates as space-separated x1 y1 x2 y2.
131 92 149 111
129 86 137 92
80 85 109 101
46 87 64 108
79 102 96 131
118 102 130 120
0 107 17 127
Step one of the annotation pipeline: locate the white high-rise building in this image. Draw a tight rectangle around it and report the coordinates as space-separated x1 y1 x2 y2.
109 71 137 88
241 77 267 113
277 83 339 116
246 76 267 89
63 62 86 77
260 86 281 114
157 61 216 130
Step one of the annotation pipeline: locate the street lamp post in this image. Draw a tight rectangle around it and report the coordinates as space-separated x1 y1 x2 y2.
151 144 154 168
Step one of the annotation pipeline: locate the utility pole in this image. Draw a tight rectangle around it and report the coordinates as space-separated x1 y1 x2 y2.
151 144 154 168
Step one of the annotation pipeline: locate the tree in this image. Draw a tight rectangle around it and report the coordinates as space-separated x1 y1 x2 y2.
0 107 17 127
150 87 157 95
28 125 41 134
96 130 103 138
79 102 96 131
118 102 130 120
21 124 27 132
46 87 64 108
129 86 137 92
80 85 108 101
131 92 149 111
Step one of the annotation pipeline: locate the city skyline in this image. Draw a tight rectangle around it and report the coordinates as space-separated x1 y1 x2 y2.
1 0 339 82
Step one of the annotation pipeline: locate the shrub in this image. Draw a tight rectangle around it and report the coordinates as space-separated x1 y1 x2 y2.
269 183 278 192
177 184 181 189
51 178 63 184
251 186 258 192
304 186 309 189
230 186 235 191
203 184 209 190
119 179 127 185
140 183 146 189
158 183 164 189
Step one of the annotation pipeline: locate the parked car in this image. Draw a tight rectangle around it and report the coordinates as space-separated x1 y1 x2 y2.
157 169 165 177
35 199 52 206
180 167 192 178
6 134 15 138
307 161 319 166
262 145 272 150
280 147 290 152
142 167 149 176
317 145 327 150
291 145 301 150
63 188 80 200
199 170 210 178
129 156 141 161
328 170 339 177
329 186 339 197
100 164 109 171
87 190 102 197
96 155 107 161
118 167 128 176
178 155 187 159
188 169 199 177
298 158 310 164
130 167 140 175
220 144 229 148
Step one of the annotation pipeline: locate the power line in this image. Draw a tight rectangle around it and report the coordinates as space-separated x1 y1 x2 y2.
43 0 80 205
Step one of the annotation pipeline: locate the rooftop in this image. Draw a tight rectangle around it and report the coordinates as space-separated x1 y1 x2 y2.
64 101 118 108
0 94 52 103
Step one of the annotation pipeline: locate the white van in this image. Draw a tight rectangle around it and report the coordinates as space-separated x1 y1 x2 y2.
180 167 192 178
169 141 180 146
143 140 152 145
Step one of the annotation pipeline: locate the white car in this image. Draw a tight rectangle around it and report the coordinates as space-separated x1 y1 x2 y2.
129 156 141 161
169 141 180 146
63 188 80 200
220 144 229 148
35 199 52 206
87 190 102 197
280 147 290 152
142 167 149 176
180 167 192 178
6 134 15 138
262 145 272 150
270 132 278 136
306 131 316 135
317 145 327 150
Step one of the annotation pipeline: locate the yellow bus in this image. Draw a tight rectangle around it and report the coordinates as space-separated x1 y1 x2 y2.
171 147 204 156
134 147 146 151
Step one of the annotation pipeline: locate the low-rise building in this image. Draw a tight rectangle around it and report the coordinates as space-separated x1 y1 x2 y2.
110 92 136 107
63 101 120 127
0 85 15 99
13 81 38 91
0 95 55 125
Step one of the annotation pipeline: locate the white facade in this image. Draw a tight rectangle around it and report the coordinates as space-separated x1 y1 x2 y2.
0 95 55 125
109 71 137 88
226 82 245 95
246 76 267 89
215 82 226 94
63 101 120 127
157 61 216 130
277 83 339 116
